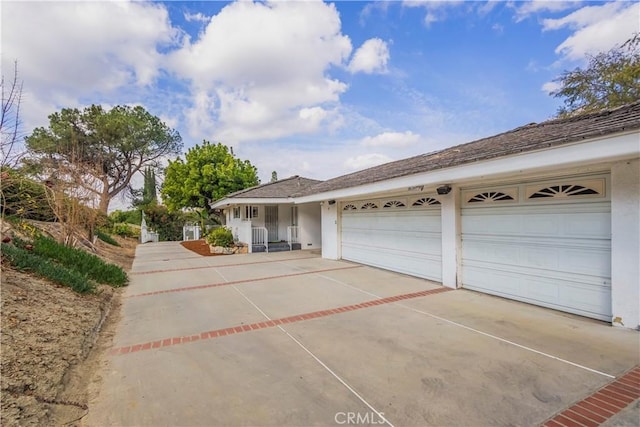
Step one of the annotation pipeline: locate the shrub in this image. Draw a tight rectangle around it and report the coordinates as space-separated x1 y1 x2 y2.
143 205 186 241
1 243 95 294
0 168 56 221
206 227 234 248
96 229 120 246
112 223 139 239
14 235 128 287
109 209 141 225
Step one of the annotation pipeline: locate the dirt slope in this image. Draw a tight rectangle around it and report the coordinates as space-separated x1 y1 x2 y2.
1 227 136 426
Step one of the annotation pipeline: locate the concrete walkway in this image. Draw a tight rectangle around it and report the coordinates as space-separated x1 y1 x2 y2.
86 242 639 426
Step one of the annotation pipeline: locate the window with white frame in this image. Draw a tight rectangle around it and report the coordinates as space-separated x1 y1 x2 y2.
291 206 298 226
244 205 259 219
233 207 241 219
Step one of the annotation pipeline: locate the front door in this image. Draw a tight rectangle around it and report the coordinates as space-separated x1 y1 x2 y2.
265 206 279 241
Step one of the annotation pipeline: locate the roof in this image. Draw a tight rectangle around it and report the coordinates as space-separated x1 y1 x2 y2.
223 175 323 199
307 101 640 195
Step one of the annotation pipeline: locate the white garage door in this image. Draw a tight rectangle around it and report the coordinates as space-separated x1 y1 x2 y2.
461 177 611 321
341 197 442 281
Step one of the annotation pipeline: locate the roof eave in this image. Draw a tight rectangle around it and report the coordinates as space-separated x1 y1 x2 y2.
294 130 640 203
210 197 294 209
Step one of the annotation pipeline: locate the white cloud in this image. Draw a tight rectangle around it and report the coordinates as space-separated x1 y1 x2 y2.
2 0 179 131
344 153 393 171
359 2 391 26
184 11 210 23
541 81 562 95
348 38 390 74
513 1 579 22
402 0 466 27
168 0 353 143
542 2 640 61
360 131 420 147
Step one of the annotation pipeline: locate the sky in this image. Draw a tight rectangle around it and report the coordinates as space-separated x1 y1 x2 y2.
2 0 639 191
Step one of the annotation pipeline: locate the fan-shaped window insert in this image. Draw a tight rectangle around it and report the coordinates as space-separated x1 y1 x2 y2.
361 202 378 209
468 191 515 203
383 200 406 208
529 184 600 199
412 197 440 206
343 204 357 211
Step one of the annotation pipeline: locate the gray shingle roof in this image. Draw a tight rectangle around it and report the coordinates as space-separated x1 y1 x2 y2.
307 101 640 195
224 175 323 199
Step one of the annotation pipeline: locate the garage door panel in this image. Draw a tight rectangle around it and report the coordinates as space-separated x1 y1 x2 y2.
463 265 611 321
341 204 442 282
465 238 610 277
462 194 611 321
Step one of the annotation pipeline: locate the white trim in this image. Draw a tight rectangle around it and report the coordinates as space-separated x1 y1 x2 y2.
211 197 292 209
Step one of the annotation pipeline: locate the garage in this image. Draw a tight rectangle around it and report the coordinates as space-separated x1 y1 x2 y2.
340 196 442 281
461 176 612 321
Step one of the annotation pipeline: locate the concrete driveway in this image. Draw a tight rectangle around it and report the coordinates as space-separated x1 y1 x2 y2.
86 242 639 427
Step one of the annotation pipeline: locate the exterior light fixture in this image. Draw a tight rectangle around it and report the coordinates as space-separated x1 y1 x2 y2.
436 185 452 195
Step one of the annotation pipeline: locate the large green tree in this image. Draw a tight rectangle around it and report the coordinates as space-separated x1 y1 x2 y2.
161 141 259 212
552 33 640 117
24 104 182 213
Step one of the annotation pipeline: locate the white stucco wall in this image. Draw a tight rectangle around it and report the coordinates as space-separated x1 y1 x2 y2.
321 202 339 259
298 203 322 249
440 187 461 289
611 159 640 329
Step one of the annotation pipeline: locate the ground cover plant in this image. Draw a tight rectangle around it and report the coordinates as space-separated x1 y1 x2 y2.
9 235 128 288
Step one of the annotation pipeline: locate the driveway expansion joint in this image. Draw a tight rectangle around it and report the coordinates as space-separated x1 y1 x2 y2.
131 255 319 275
109 287 452 356
126 265 363 298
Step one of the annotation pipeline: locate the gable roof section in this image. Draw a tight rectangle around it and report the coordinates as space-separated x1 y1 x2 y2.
307 101 640 195
224 175 323 199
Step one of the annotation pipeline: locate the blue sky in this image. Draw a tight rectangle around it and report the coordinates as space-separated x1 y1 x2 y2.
3 1 638 188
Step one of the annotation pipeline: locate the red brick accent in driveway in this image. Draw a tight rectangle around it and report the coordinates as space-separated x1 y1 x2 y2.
542 366 640 427
127 265 363 298
131 256 319 276
110 286 452 356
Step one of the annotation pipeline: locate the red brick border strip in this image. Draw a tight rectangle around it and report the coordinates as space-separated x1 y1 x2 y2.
127 265 363 298
110 287 452 356
131 256 319 276
542 366 640 427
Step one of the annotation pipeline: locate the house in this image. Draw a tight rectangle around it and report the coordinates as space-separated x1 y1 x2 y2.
211 176 323 252
213 101 640 329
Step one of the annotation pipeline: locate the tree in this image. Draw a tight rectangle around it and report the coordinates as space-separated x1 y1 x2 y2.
161 141 259 212
552 33 640 117
24 104 182 213
270 170 278 183
1 61 23 169
131 166 158 208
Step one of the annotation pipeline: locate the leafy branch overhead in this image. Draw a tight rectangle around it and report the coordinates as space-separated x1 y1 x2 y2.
23 105 182 213
552 33 640 117
160 141 259 212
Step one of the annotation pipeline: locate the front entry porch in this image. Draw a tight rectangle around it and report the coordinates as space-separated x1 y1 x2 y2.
251 225 301 253
224 202 321 254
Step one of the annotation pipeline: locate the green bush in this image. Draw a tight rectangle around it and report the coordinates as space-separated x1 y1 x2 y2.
1 243 95 294
206 227 234 248
143 205 186 241
0 168 56 221
109 209 141 225
15 235 128 287
96 229 120 246
112 223 140 239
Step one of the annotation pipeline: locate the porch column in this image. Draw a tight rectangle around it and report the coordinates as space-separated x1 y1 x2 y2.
611 159 640 329
440 185 461 289
321 201 339 260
